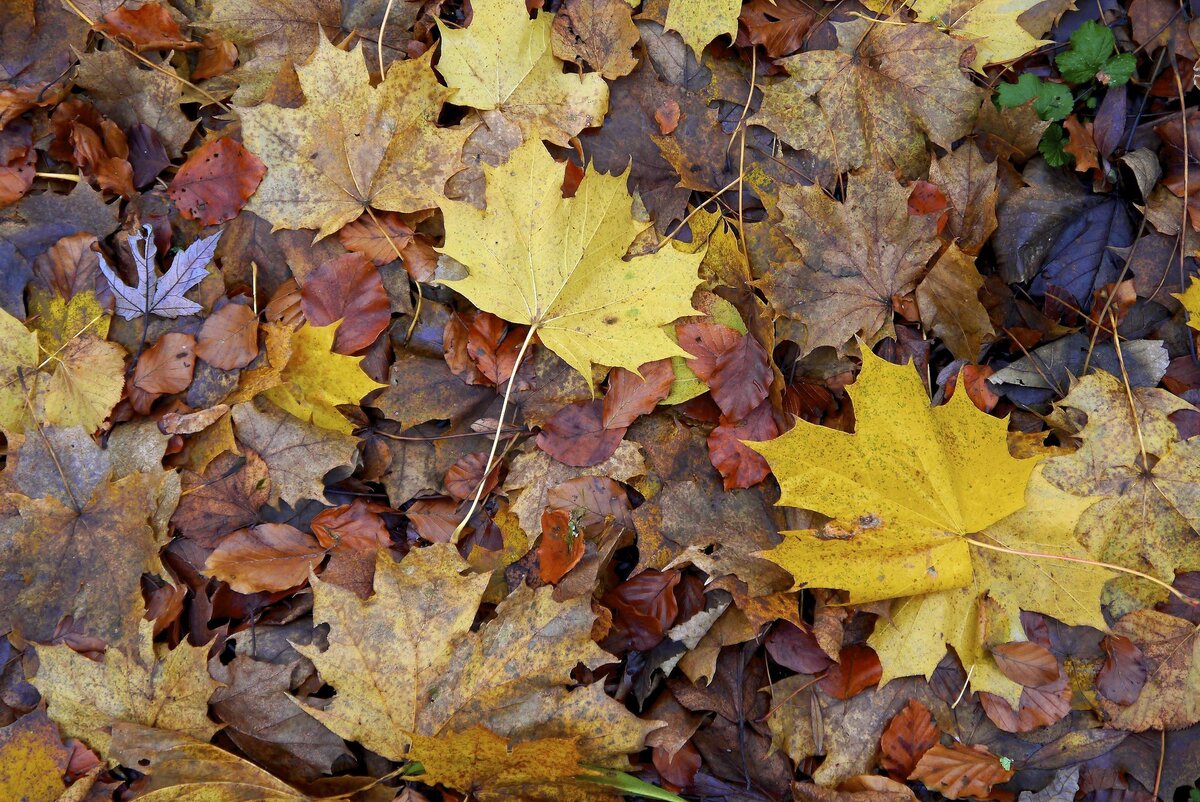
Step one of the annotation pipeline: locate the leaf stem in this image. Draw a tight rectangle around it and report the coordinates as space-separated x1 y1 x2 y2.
450 322 538 542
962 536 1199 606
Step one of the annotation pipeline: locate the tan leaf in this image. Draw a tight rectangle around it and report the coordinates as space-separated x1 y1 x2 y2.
204 523 326 593
909 743 1015 800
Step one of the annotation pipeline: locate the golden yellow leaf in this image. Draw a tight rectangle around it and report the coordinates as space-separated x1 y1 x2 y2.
297 545 656 794
664 0 741 56
26 290 110 354
0 711 68 802
33 620 219 757
0 305 40 431
753 18 983 179
905 0 1051 71
1173 275 1200 331
409 726 608 802
261 322 386 433
43 336 127 432
436 0 608 147
749 351 1105 703
240 37 471 239
438 139 704 386
750 350 1038 602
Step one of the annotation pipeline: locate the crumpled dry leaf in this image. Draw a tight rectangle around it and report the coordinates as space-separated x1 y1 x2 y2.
753 18 983 179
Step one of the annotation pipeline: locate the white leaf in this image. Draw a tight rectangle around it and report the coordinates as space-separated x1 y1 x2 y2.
98 225 223 320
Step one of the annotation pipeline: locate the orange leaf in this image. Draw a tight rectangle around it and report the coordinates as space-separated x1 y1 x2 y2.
94 3 199 51
881 699 940 780
819 644 883 699
204 523 325 594
910 743 1014 799
196 302 259 370
602 359 674 429
538 508 585 584
299 253 391 354
132 332 196 414
991 641 1060 687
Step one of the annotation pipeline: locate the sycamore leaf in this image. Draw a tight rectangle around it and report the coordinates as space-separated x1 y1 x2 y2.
409 726 608 802
750 351 1105 703
438 139 704 386
664 0 741 56
761 165 941 356
239 38 471 239
43 335 126 431
0 711 69 802
436 0 609 147
0 468 168 646
296 545 656 792
904 0 1052 70
753 18 984 179
98 224 221 320
33 620 218 757
110 723 312 802
1044 372 1200 611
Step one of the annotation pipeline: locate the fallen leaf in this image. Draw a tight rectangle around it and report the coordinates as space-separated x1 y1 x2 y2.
676 322 772 420
299 254 391 355
173 450 269 547
132 332 196 411
881 699 940 780
168 137 266 226
1097 634 1149 705
740 0 821 57
761 165 941 355
602 359 675 429
0 711 69 802
664 0 741 56
438 138 703 386
437 0 609 147
898 0 1051 70
195 301 259 370
909 743 1015 800
98 224 221 320
33 620 218 757
94 3 198 52
820 644 884 700
1097 610 1200 730
204 523 325 593
991 640 1060 687
753 18 983 179
551 0 640 80
538 400 626 467
916 245 993 361
239 38 471 239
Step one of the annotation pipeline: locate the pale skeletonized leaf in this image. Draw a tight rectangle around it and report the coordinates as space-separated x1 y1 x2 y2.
98 225 222 320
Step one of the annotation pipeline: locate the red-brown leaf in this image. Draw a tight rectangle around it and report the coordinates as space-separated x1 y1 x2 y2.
168 137 266 226
545 475 634 531
765 621 834 674
651 740 701 789
204 523 325 594
819 644 883 700
881 699 940 780
193 32 238 80
1097 634 1148 705
602 569 681 652
602 359 674 429
466 312 526 386
909 743 1014 800
978 674 1071 733
707 401 780 489
443 452 501 501
310 499 391 552
0 121 35 207
740 0 819 57
300 253 391 354
538 507 586 584
992 640 1061 687
195 302 259 370
338 211 414 265
406 498 460 544
677 321 771 420
537 400 626 467
94 3 199 51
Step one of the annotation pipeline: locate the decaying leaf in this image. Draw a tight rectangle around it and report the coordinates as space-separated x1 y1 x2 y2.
98 224 221 320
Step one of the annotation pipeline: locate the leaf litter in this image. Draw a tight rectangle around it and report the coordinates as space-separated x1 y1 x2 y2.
1 0 1200 801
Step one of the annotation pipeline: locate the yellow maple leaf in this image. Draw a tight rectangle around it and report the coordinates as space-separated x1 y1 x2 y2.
0 296 124 435
664 0 742 56
261 322 386 434
240 37 471 239
1173 275 1200 331
868 0 1052 71
749 351 1106 703
296 545 656 793
0 711 69 802
32 620 218 758
437 139 704 386
436 0 609 147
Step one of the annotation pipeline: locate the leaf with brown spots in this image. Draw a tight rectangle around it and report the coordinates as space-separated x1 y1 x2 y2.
909 743 1014 799
168 138 266 227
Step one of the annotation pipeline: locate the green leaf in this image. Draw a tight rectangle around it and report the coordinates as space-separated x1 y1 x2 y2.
1056 20 1116 83
579 767 687 802
1099 52 1137 86
995 74 1072 121
1039 123 1072 167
